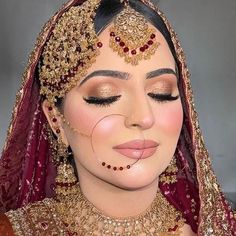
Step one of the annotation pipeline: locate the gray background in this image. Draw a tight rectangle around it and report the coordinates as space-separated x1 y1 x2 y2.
0 1 235 202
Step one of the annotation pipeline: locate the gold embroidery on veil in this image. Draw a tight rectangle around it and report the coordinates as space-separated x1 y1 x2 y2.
2 0 235 235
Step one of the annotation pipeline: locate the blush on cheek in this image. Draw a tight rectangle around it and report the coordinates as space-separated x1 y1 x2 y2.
92 115 125 141
64 105 98 136
155 102 183 134
64 101 124 139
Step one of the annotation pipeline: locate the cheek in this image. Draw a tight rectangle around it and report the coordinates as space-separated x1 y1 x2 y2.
63 98 122 139
154 101 183 136
63 93 97 136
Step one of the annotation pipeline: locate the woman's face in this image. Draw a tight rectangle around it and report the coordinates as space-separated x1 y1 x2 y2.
61 24 183 190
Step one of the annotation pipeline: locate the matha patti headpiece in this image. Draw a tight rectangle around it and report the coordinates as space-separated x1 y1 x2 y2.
109 5 160 65
39 0 102 103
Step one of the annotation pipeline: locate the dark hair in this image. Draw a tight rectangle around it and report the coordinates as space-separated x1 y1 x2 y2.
94 0 177 59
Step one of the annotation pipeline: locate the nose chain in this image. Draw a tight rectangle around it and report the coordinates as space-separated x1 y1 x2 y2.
54 107 141 171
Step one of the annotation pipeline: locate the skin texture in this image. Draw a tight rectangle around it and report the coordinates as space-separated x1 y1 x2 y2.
43 24 196 235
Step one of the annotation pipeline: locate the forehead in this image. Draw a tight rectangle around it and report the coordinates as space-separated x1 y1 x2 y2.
87 23 176 75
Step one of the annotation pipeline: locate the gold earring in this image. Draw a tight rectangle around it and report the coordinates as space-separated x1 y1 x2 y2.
159 156 178 184
46 104 79 200
55 136 79 201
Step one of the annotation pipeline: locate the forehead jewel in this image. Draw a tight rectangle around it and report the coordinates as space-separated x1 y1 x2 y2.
109 4 160 65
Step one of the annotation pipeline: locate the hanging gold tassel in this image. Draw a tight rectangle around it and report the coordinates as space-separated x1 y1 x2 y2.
55 137 79 201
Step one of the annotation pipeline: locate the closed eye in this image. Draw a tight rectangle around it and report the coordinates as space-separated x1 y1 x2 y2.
148 93 179 102
83 95 121 107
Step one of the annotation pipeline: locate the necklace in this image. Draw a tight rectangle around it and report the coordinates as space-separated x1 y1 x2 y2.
53 186 185 236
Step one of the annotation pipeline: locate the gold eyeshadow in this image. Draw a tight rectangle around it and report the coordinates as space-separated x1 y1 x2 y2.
86 83 119 97
148 81 174 94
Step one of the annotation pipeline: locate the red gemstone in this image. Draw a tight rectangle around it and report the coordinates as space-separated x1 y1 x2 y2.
148 40 154 45
41 222 48 230
123 47 129 53
107 165 111 169
56 129 61 134
61 76 68 83
79 61 84 67
68 71 74 78
102 162 106 166
131 49 137 55
76 46 81 53
115 36 121 42
150 33 156 39
52 118 57 123
127 165 131 169
119 167 124 171
64 222 69 227
140 47 145 52
48 106 53 111
113 167 117 171
144 44 149 49
119 42 125 47
97 42 103 48
110 32 115 37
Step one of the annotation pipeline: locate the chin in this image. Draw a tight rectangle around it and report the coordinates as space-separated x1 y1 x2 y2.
108 163 161 191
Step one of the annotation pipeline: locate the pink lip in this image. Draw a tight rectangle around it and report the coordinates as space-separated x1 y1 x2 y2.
113 140 159 159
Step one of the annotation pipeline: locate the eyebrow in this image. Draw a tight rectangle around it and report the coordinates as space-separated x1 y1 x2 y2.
79 70 129 86
79 68 177 86
146 68 177 79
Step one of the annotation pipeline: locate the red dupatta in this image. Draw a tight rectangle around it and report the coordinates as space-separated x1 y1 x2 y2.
0 0 235 235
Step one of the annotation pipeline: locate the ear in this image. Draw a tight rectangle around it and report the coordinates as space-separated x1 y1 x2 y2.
42 100 69 146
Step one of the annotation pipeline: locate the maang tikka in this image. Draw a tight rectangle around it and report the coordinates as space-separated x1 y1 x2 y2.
109 4 160 65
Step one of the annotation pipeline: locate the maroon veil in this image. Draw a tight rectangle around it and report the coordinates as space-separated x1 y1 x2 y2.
0 0 235 235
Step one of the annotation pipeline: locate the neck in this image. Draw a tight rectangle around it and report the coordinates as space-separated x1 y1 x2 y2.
77 165 159 218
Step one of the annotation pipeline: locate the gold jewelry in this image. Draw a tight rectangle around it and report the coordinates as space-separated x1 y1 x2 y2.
39 0 102 103
109 5 160 65
54 137 79 201
46 104 79 199
159 157 178 184
54 186 185 235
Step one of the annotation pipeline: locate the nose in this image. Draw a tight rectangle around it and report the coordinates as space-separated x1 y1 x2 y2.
125 94 155 130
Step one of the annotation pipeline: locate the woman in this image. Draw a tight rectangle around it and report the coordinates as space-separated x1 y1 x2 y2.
0 0 235 235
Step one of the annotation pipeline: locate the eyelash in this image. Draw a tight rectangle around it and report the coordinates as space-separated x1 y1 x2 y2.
147 93 179 102
83 93 179 107
83 95 121 106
